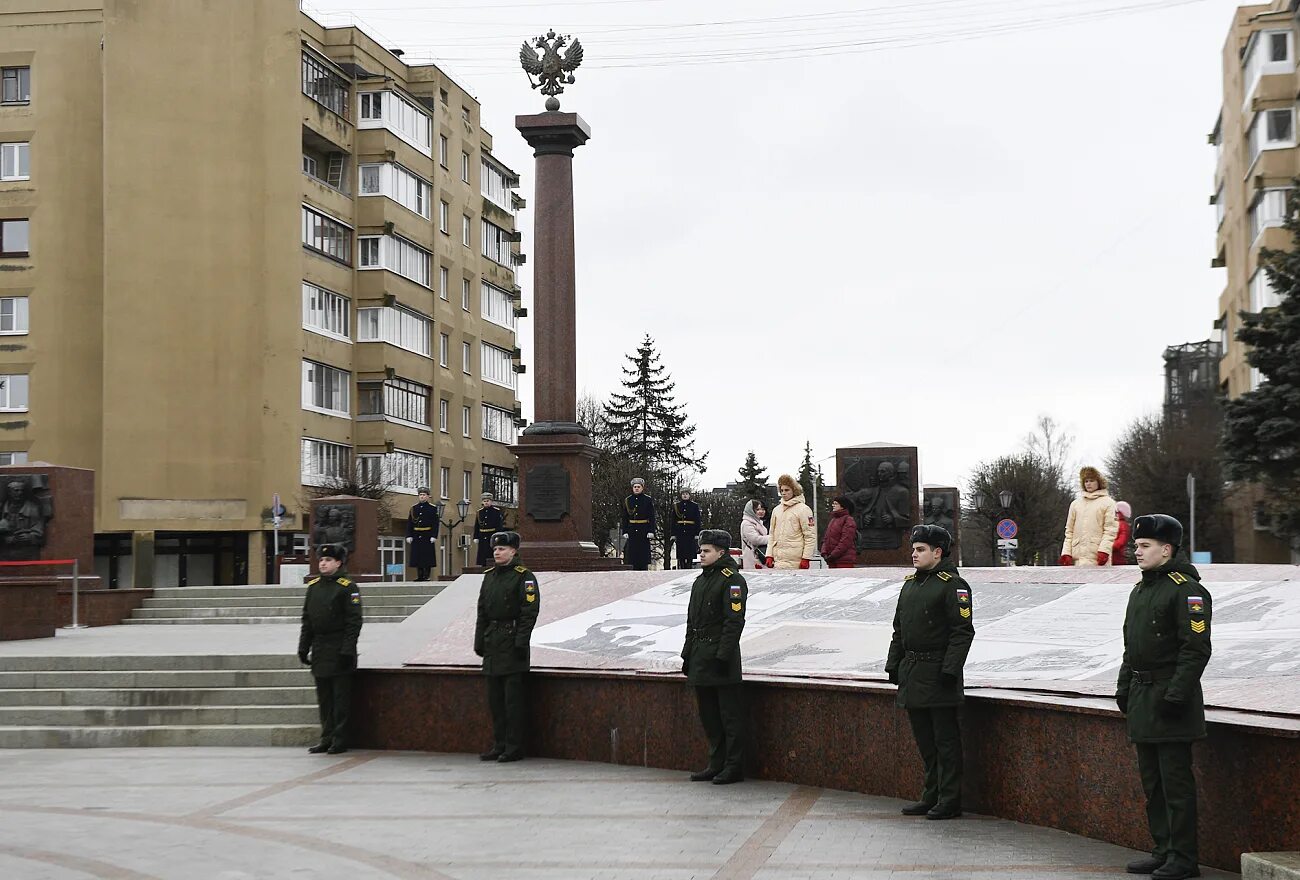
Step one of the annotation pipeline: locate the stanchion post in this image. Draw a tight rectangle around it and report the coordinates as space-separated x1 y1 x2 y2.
64 559 86 630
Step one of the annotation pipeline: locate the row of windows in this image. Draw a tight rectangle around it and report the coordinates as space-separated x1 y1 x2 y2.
481 281 517 330
482 220 512 265
301 437 516 502
359 90 433 156
1242 29 1294 110
357 305 431 357
481 158 516 213
1 143 29 181
481 342 517 389
301 205 352 264
302 52 350 119
482 404 518 445
360 162 431 220
1247 106 1295 169
358 233 431 288
357 449 432 494
1249 188 1290 244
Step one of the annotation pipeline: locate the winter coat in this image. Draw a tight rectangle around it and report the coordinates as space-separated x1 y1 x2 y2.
474 556 540 677
820 508 857 567
739 501 769 570
768 494 815 569
681 555 747 686
298 572 363 678
1112 516 1131 566
1062 489 1118 565
884 557 975 709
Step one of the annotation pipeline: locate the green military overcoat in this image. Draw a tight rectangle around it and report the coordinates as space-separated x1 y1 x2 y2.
474 558 540 677
1115 560 1212 743
884 558 975 708
298 572 363 678
681 557 747 686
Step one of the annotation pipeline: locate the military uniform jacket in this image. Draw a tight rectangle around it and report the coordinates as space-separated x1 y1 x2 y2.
298 572 363 678
884 558 975 708
621 494 656 536
681 558 747 686
670 500 702 542
474 506 506 542
474 558 540 677
1115 561 1212 743
406 501 440 568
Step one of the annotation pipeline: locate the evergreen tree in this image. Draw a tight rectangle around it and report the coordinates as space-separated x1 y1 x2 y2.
736 451 768 498
796 441 829 539
603 335 708 478
1223 191 1300 546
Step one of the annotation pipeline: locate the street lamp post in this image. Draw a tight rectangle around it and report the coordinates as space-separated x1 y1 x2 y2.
970 489 1016 566
437 498 472 576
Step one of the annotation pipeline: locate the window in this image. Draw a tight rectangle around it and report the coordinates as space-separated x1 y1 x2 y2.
440 466 450 500
357 233 431 287
303 154 320 179
302 52 349 118
358 162 431 219
481 342 517 389
0 452 27 466
1247 108 1296 167
1217 314 1230 357
1249 188 1290 242
0 374 28 412
461 151 470 183
439 398 449 432
481 281 517 330
481 157 516 212
439 200 449 234
481 220 512 265
439 88 449 104
301 205 351 264
463 470 473 500
358 377 430 427
462 405 471 437
439 333 449 367
1214 185 1225 229
357 450 431 494
1249 269 1282 312
358 90 432 156
440 266 449 301
356 304 432 356
1243 29 1294 106
301 438 351 485
462 214 471 247
461 106 471 125
301 360 350 416
482 464 518 505
0 219 29 257
302 282 349 340
482 404 518 445
1 67 30 105
461 278 471 311
0 297 28 335
1 143 29 181
462 341 472 374
438 134 448 167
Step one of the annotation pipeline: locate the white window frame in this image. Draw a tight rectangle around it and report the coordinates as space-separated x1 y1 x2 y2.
1243 28 1295 108
481 342 517 389
482 403 518 445
358 377 431 429
356 304 432 357
1214 184 1225 229
357 233 432 288
0 452 27 466
440 466 450 500
461 278 471 311
463 469 473 501
439 398 449 433
1 66 31 105
357 89 432 156
439 200 449 234
301 204 352 265
438 134 448 167
481 281 517 330
1249 268 1282 312
481 219 511 265
481 156 516 213
301 282 350 342
0 374 28 412
359 449 431 495
461 151 470 183
0 297 29 336
462 214 472 247
439 333 450 368
1249 187 1290 243
358 162 431 220
1247 107 1296 170
462 341 472 375
301 360 351 418
0 143 30 181
462 405 471 438
301 437 352 486
440 265 450 301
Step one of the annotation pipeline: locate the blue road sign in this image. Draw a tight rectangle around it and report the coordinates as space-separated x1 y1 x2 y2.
996 519 1019 540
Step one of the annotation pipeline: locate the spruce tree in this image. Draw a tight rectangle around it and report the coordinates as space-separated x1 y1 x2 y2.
603 335 708 480
736 451 768 498
797 441 828 538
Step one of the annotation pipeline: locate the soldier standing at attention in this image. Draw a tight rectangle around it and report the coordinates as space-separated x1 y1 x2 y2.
473 492 506 569
621 477 656 571
405 487 440 581
474 531 539 763
298 544 363 755
670 488 703 569
681 529 748 785
885 524 974 820
1115 515 1211 880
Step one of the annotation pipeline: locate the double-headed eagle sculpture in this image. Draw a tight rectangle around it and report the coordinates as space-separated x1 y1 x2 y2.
520 29 583 110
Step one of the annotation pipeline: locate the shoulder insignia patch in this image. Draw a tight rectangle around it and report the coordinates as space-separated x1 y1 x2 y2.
959 607 972 618
1190 619 1206 633
1168 571 1188 585
306 576 320 586
338 577 352 587
729 584 743 612
1187 596 1205 614
722 568 734 577
936 571 953 582
956 589 970 605
524 580 537 603
515 565 527 573
350 592 361 605
904 573 916 581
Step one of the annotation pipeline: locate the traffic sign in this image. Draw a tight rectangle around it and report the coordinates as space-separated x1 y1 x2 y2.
996 519 1018 540
997 538 1019 549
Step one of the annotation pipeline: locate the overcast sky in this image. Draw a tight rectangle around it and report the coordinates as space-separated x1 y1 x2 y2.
309 0 1236 492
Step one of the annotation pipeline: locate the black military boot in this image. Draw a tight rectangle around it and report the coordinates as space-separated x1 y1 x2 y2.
925 802 962 820
900 801 935 816
478 750 503 761
307 742 331 754
497 752 524 763
1125 855 1166 874
711 768 744 785
689 768 720 782
1151 863 1199 879
326 743 348 755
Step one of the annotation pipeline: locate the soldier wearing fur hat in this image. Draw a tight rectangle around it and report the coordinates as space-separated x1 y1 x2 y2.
1114 515 1211 880
474 531 539 763
885 524 974 820
298 544 363 755
681 529 748 784
405 487 440 581
620 477 657 571
1060 466 1119 567
473 493 506 569
670 489 703 569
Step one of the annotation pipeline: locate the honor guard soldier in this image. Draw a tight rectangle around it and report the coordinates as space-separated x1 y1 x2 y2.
681 529 748 785
473 493 506 569
474 531 540 763
670 489 703 569
297 544 363 755
405 487 440 581
621 477 657 571
1115 515 1211 880
884 524 974 820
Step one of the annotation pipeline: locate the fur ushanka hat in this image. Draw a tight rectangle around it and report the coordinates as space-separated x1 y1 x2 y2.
1079 466 1107 490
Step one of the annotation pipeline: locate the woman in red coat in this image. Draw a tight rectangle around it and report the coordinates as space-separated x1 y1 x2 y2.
820 496 858 568
1112 500 1132 565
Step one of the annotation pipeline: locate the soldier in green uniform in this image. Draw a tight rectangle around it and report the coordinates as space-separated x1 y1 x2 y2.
1115 514 1211 880
474 531 539 763
884 524 974 820
680 529 748 785
297 544 363 755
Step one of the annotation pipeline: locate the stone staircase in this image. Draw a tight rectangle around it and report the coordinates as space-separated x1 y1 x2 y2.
123 582 445 625
0 654 319 748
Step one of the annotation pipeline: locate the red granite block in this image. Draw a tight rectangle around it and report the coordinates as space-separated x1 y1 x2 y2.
0 577 58 640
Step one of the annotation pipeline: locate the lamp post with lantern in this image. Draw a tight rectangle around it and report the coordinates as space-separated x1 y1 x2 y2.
970 489 1016 566
437 498 472 575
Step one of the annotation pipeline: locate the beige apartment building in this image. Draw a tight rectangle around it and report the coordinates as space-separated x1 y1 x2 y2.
0 1 528 585
1212 0 1297 562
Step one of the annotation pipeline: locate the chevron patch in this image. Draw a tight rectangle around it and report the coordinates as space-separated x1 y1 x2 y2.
959 607 971 618
1190 620 1206 634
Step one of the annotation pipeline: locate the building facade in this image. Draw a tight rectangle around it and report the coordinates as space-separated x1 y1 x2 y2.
1212 0 1297 562
0 1 527 585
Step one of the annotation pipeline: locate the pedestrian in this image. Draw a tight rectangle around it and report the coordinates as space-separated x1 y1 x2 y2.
474 531 540 763
681 529 748 785
1115 514 1211 880
820 495 858 568
297 544 363 755
740 499 770 570
884 524 974 820
620 477 657 571
1060 466 1119 567
670 488 703 569
1113 500 1133 566
473 493 506 569
405 487 440 581
765 474 815 570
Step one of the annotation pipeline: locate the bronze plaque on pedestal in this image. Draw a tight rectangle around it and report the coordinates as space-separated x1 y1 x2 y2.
526 464 570 521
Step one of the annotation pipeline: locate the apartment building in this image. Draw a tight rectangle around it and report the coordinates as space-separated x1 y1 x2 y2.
0 1 528 585
1211 0 1296 562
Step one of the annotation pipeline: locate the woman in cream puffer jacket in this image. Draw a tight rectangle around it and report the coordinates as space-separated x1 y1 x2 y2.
1060 466 1119 567
767 474 816 570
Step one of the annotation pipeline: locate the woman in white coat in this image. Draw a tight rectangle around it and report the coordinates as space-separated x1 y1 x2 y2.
1059 466 1119 567
766 474 816 570
740 499 769 570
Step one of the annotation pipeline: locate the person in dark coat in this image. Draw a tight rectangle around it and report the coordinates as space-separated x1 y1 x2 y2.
681 529 748 785
473 493 506 568
670 489 703 569
885 524 974 820
620 477 656 571
820 496 858 568
405 487 440 581
474 531 540 762
297 544 363 755
1115 515 1211 880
